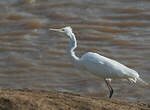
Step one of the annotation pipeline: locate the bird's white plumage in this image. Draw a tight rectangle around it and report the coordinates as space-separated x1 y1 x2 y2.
80 52 139 80
50 26 148 98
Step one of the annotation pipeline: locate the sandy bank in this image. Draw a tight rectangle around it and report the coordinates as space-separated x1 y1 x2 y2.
0 89 149 110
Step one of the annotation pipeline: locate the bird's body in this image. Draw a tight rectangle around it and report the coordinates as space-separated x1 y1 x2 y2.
80 52 139 80
50 26 147 98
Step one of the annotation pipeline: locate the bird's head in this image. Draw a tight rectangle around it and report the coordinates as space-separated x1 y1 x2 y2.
49 26 76 44
49 26 72 35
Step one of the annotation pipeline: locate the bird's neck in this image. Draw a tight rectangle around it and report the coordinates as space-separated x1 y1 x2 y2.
66 32 80 66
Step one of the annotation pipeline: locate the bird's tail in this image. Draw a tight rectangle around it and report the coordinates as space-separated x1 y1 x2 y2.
137 77 149 87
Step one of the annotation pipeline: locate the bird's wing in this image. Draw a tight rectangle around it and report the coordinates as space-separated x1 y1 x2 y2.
88 57 105 65
81 52 112 78
82 52 106 64
81 52 138 79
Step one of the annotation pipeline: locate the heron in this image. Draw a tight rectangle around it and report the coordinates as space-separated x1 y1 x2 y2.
49 26 148 98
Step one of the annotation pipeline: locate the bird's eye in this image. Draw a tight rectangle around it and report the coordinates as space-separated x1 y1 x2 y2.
62 29 65 31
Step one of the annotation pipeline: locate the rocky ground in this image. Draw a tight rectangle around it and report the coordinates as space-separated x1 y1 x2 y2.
0 89 149 110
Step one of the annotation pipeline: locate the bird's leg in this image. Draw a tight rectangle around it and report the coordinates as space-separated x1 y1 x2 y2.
105 79 113 98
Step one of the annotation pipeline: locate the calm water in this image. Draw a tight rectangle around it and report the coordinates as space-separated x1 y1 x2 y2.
0 0 150 102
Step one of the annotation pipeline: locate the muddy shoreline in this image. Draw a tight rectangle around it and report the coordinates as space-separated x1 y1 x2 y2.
0 89 149 110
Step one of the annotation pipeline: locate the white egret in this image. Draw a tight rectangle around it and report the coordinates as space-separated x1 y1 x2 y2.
49 26 148 98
